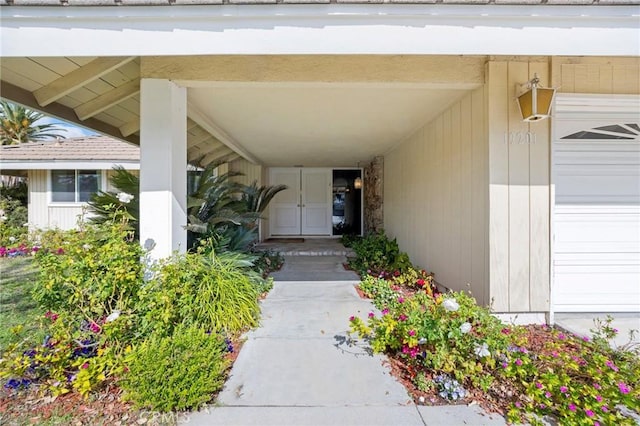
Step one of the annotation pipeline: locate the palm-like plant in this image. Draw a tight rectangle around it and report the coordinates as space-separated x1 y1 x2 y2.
87 166 140 237
0 101 66 145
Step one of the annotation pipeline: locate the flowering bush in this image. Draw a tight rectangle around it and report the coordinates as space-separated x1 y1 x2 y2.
346 232 412 276
501 323 640 425
350 291 512 392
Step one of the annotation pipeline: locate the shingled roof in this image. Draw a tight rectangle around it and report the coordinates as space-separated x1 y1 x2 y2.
3 0 638 5
0 136 139 163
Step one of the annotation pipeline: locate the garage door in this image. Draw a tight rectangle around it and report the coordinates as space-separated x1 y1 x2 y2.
553 95 640 312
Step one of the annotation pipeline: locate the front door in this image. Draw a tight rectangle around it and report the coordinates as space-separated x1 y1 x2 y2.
269 168 332 236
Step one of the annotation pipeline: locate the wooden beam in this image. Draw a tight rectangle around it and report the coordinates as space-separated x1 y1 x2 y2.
188 132 217 149
119 118 140 137
34 56 136 107
202 146 234 165
187 102 260 165
188 142 225 162
75 80 140 121
1 80 139 145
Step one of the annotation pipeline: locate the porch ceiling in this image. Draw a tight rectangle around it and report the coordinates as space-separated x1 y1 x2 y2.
1 55 474 167
188 84 469 167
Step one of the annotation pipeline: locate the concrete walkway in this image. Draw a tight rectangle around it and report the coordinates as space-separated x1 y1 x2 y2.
183 257 508 426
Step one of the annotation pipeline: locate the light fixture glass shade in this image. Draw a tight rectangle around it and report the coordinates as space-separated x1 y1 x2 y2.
517 85 556 122
354 177 362 189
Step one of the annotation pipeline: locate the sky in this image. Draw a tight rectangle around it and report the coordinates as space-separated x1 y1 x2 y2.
37 116 99 139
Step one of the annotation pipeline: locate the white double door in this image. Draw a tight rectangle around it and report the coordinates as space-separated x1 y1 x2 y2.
269 168 332 236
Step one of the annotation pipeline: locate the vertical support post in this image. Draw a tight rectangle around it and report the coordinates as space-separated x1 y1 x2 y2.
139 79 187 259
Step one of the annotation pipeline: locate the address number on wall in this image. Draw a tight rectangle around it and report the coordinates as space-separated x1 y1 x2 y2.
504 132 537 145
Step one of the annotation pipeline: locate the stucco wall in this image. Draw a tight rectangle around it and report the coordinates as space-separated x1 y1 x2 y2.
384 86 489 304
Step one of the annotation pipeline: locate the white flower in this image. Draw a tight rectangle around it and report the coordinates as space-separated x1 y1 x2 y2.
460 322 472 334
442 298 460 312
8 236 16 243
82 244 92 250
105 311 121 322
0 216 6 222
474 342 491 358
117 192 134 204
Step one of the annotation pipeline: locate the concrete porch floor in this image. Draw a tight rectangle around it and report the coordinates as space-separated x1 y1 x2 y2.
554 312 640 351
254 238 355 257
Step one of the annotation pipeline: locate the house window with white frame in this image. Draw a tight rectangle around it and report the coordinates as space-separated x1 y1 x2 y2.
51 170 102 203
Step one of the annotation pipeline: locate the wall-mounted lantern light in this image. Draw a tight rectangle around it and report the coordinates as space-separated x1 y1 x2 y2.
354 177 362 189
516 74 556 122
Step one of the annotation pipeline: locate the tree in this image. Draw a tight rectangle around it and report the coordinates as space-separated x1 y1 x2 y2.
0 101 66 145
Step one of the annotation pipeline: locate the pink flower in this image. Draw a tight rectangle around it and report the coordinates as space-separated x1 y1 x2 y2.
515 359 523 366
593 383 601 390
568 403 576 412
601 406 609 413
618 382 630 394
416 279 425 287
560 386 568 394
394 270 400 277
397 296 405 304
595 395 602 402
408 329 416 336
552 351 559 358
368 312 375 319
582 336 590 342
381 308 389 315
56 248 64 255
89 322 101 333
501 328 511 335
398 314 407 322
558 333 566 340
606 360 619 372
349 315 355 322
81 362 89 369
535 382 543 389
515 402 522 408
585 409 594 418
501 362 508 369
545 391 552 398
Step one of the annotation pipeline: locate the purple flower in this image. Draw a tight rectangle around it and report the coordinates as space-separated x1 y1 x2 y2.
585 409 594 418
602 406 609 413
568 403 576 412
89 322 101 333
595 395 602 402
606 360 619 372
560 386 568 394
582 336 590 342
381 308 389 316
501 362 508 369
535 382 543 389
613 328 619 334
408 329 416 336
397 296 405 304
545 391 552 398
618 382 630 394
515 359 523 366
558 333 566 340
593 383 601 390
515 402 522 408
368 312 375 319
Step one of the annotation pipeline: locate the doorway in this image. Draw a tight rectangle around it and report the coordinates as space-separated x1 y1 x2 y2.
332 169 362 236
268 167 362 237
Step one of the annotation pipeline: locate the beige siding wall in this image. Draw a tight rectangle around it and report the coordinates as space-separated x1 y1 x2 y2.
229 159 263 186
384 87 489 304
27 170 48 229
487 60 551 313
552 57 640 95
27 169 103 231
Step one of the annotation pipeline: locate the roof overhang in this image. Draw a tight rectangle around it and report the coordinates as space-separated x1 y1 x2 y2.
0 161 140 170
1 5 638 57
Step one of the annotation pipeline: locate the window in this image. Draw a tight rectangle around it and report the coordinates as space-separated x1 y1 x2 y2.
51 170 101 203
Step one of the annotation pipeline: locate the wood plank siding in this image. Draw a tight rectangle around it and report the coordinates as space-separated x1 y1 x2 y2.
384 87 489 305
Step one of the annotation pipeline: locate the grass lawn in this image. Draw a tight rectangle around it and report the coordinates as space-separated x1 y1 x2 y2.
0 257 42 351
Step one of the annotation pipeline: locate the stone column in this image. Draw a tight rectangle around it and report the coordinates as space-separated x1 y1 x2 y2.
139 79 187 259
364 156 384 235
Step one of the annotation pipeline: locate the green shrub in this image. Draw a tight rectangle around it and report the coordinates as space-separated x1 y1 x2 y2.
32 222 144 321
120 324 230 412
140 244 267 336
347 232 412 276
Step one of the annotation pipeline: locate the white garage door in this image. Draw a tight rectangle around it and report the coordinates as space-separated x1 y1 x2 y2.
553 95 640 312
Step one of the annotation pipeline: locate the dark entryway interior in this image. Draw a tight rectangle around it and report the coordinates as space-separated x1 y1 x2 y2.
332 169 362 236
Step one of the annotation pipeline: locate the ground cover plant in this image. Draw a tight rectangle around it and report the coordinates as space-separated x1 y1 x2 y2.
0 201 273 423
347 232 640 425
